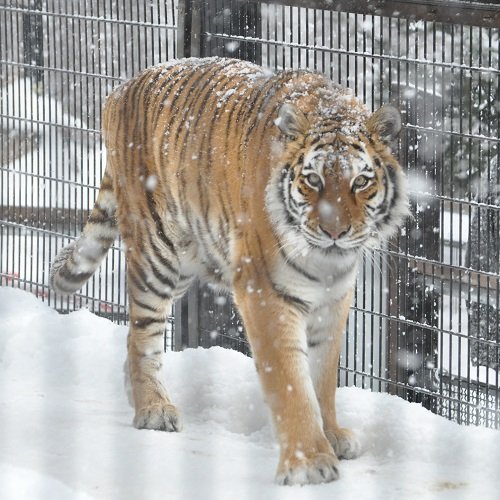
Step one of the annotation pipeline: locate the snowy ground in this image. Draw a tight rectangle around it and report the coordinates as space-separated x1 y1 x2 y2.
0 287 499 500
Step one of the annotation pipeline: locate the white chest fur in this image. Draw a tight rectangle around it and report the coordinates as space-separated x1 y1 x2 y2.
272 247 360 309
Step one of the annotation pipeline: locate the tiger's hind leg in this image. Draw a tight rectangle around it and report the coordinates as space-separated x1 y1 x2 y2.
126 245 181 432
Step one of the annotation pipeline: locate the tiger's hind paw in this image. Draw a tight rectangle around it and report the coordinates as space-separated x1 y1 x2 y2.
326 428 361 460
133 402 182 432
275 453 340 486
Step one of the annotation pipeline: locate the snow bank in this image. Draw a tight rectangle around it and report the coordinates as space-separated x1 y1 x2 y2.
0 286 499 499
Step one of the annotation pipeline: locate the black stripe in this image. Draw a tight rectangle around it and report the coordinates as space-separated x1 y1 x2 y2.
183 60 241 134
223 62 269 142
277 172 299 227
149 350 164 356
151 66 192 129
383 165 399 223
128 270 148 293
129 267 173 300
132 297 160 313
142 70 165 144
165 191 179 218
290 346 309 357
217 216 230 258
308 135 321 146
176 160 189 217
241 77 281 145
272 284 311 315
307 339 326 349
194 218 226 271
87 207 116 226
52 275 89 294
146 331 165 338
375 169 389 216
127 70 156 150
147 231 179 276
136 263 173 297
145 253 176 290
133 317 166 329
197 161 210 223
145 190 175 252
58 266 94 284
158 67 201 156
204 217 229 262
245 72 293 153
253 233 311 315
279 246 320 282
173 63 227 146
166 66 200 114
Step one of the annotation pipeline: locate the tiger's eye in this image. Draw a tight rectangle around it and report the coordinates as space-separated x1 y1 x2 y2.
306 173 322 189
353 175 369 190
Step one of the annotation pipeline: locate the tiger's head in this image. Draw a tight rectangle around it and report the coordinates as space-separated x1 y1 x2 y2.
267 91 408 256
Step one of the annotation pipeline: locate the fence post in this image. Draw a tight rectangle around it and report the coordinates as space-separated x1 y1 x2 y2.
176 0 189 58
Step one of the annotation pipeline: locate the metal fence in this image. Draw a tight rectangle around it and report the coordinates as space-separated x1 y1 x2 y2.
0 0 178 335
1 0 499 428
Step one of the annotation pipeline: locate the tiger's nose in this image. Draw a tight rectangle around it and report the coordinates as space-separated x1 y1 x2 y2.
321 224 351 240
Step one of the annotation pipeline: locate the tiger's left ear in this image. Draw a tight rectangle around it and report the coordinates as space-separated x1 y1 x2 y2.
276 103 309 138
367 105 402 145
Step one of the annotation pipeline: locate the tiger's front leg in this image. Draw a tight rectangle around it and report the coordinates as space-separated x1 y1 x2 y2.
307 292 361 460
234 278 339 486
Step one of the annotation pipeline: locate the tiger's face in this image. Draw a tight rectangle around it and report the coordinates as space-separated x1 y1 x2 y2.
270 102 408 254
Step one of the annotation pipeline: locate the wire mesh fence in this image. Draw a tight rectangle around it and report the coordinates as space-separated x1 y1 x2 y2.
1 0 499 428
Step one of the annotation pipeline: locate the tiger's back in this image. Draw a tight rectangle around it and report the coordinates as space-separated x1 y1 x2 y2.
102 57 277 287
101 57 345 288
51 57 408 486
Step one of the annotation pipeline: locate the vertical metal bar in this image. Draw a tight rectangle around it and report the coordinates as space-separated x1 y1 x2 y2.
467 24 477 425
266 1 271 67
17 7 24 294
187 284 200 348
496 29 500 429
191 0 202 57
0 3 4 289
23 0 44 86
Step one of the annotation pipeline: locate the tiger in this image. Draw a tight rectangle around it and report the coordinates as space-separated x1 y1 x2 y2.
50 57 408 485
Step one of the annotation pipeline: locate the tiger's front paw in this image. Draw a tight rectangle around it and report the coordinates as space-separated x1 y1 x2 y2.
276 452 340 486
325 427 361 460
133 402 181 432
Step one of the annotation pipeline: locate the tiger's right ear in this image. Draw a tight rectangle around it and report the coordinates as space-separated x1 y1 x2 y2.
275 103 309 138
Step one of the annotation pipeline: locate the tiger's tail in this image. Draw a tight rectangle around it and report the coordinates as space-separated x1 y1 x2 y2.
50 168 119 295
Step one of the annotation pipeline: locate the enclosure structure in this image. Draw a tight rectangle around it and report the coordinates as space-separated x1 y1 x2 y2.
1 0 499 428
